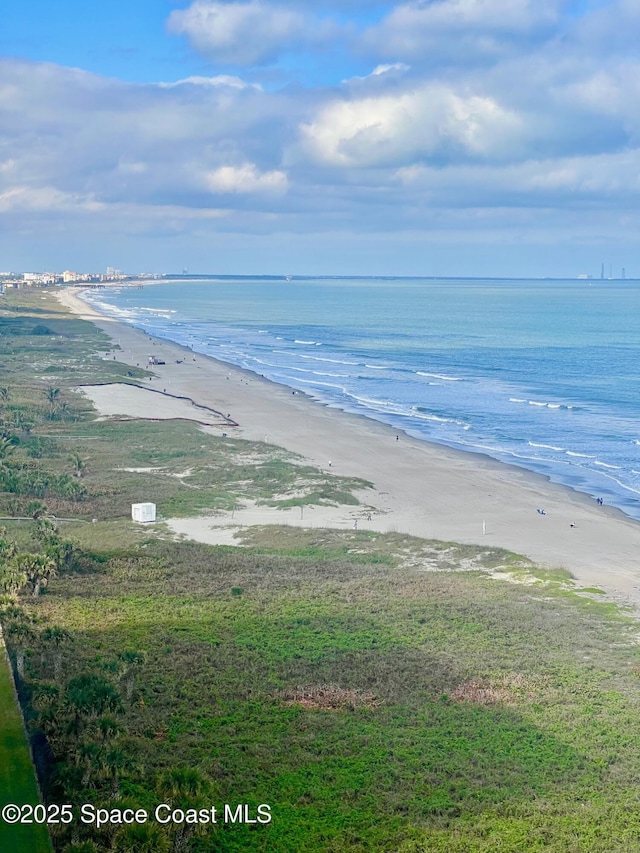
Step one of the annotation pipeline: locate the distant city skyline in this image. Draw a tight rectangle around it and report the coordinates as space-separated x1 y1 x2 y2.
2 1 640 277
4 267 639 283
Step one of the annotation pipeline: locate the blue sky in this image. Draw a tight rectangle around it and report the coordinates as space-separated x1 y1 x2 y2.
1 0 639 276
2 1 234 83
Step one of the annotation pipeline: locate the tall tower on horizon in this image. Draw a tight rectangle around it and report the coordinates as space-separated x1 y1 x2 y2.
600 263 604 280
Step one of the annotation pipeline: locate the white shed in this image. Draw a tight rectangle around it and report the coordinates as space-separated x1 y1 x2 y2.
131 502 156 523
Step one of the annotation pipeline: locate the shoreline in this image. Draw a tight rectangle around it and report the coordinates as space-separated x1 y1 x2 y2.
80 279 640 523
55 286 640 607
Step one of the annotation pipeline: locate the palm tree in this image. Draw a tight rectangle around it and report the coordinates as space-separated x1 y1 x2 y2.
45 386 60 405
50 539 75 571
91 714 124 744
0 543 25 599
64 674 123 735
156 767 216 853
33 519 75 572
31 681 60 713
26 501 49 520
157 766 213 802
35 698 70 755
0 567 27 598
12 412 34 433
0 439 15 493
0 526 17 554
77 718 136 797
5 620 35 679
40 626 73 682
59 476 86 501
69 715 128 789
0 602 28 622
112 822 170 853
0 436 15 461
116 650 145 702
74 739 103 787
102 745 131 798
44 386 60 420
62 842 101 853
70 453 86 478
13 552 57 597
34 516 59 544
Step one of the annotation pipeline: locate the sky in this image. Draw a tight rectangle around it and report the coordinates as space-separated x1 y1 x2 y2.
1 0 639 277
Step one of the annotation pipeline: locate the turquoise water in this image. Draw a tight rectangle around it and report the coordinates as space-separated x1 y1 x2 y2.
82 277 640 519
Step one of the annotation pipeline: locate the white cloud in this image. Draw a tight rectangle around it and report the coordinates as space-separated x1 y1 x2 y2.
299 84 523 167
388 0 562 31
361 0 564 63
558 62 640 139
371 63 410 76
206 163 288 193
572 0 640 56
393 148 640 205
0 58 293 225
159 75 262 90
167 1 321 66
344 62 410 84
0 186 103 214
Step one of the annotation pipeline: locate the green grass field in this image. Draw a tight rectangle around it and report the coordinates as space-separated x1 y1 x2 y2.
9 535 640 852
0 648 52 853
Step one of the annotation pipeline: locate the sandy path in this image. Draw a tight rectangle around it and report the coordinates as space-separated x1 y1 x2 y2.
56 286 640 606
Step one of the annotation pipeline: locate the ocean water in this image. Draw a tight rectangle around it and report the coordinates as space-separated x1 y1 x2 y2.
81 277 640 520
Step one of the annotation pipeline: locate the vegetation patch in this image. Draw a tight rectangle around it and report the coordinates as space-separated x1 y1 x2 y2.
2 523 640 852
278 685 381 711
449 674 539 706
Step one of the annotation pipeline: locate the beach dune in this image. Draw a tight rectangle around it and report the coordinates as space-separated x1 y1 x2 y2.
57 287 640 607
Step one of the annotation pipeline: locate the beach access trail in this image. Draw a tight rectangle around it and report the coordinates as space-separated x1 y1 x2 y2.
56 288 640 607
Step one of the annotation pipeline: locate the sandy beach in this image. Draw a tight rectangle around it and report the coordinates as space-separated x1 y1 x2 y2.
55 286 640 607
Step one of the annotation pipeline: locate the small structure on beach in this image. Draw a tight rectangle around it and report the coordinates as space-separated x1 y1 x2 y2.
131 502 157 523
